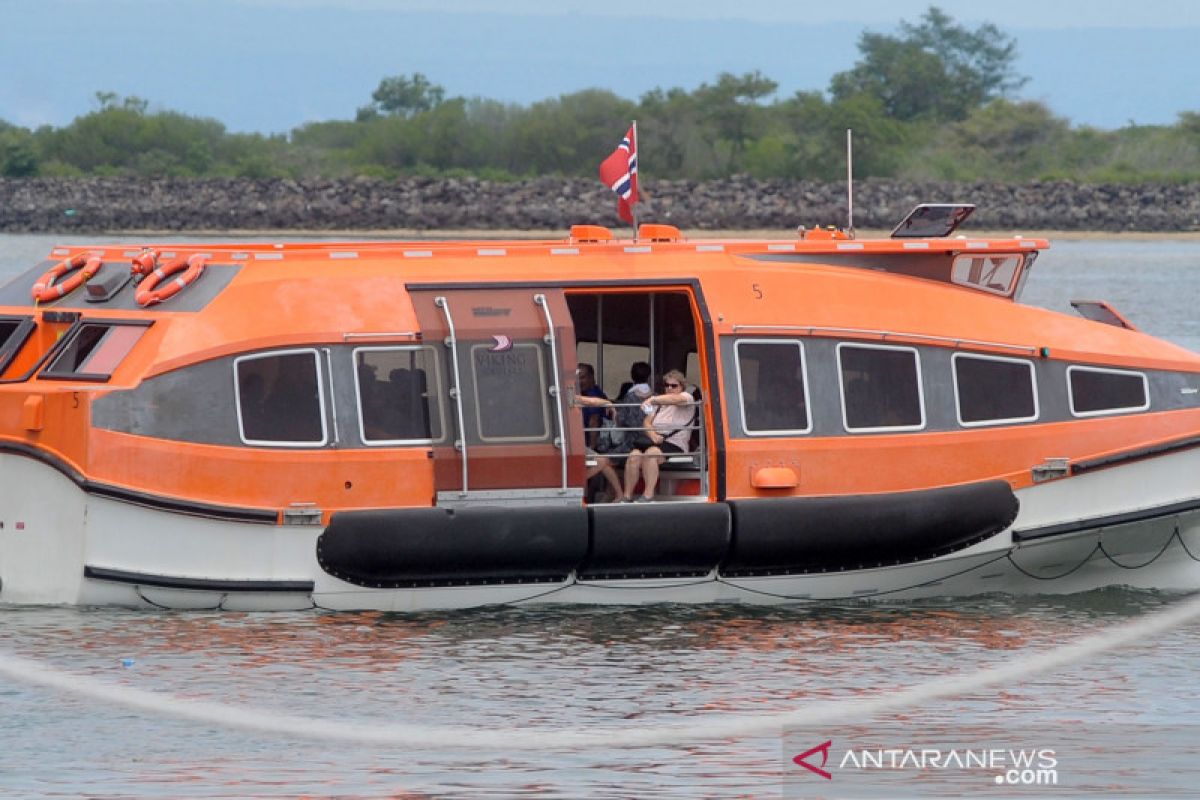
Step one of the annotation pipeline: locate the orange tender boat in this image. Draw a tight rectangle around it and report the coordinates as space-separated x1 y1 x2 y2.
2 206 1199 611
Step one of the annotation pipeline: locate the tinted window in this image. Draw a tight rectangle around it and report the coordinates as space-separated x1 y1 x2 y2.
839 345 924 431
235 351 326 445
736 340 810 433
471 343 549 441
41 323 148 380
355 346 443 443
1069 367 1148 415
0 320 19 346
0 317 33 374
954 355 1037 425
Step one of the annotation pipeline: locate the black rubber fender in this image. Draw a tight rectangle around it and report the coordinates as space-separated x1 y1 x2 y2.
580 502 731 580
318 505 589 588
723 480 1019 575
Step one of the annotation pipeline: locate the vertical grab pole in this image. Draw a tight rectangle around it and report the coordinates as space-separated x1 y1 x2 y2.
534 293 569 493
434 296 469 496
648 294 656 381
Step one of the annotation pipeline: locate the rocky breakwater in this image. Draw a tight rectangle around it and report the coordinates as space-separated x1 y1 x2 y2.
2 176 1198 233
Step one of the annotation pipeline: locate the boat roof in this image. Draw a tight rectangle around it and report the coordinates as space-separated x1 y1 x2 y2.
8 226 1197 378
34 230 1046 261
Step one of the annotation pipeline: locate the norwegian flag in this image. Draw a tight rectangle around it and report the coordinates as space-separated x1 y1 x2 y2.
598 124 639 224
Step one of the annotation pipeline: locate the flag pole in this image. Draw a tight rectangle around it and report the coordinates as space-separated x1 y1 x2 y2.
632 118 640 240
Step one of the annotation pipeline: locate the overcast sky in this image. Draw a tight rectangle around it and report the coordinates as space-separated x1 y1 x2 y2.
3 0 1198 132
242 0 1200 27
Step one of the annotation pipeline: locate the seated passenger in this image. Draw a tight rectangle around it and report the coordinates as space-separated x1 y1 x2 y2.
609 360 653 453
574 394 622 502
576 362 609 449
615 360 652 409
620 369 696 503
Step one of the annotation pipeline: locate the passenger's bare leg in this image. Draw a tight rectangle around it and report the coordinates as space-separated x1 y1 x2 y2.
623 451 643 499
641 447 664 499
599 457 623 500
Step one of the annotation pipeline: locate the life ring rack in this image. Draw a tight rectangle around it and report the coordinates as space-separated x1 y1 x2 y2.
133 253 208 307
30 253 104 303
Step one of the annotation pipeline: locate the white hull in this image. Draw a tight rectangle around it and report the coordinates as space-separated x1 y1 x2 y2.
4 449 1200 612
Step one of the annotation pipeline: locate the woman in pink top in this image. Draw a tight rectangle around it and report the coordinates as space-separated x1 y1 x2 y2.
619 369 696 502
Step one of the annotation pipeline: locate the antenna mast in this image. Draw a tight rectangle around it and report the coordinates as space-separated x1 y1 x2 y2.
846 128 855 237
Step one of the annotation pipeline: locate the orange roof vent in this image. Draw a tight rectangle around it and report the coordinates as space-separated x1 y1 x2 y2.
638 223 682 243
569 225 614 243
800 225 851 241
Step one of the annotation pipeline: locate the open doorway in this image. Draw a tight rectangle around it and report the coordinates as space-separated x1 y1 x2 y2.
567 290 710 502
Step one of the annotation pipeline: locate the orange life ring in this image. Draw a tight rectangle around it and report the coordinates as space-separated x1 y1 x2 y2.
30 253 103 303
135 254 207 307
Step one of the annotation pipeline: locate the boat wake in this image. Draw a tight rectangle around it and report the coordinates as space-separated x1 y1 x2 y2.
1 592 1197 751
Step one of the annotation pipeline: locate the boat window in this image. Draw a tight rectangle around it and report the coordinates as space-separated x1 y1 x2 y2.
353 346 444 444
40 321 150 381
470 342 551 442
953 353 1038 426
0 318 22 349
951 254 1021 296
0 315 35 375
735 339 811 434
1067 365 1149 417
838 343 925 432
234 349 328 446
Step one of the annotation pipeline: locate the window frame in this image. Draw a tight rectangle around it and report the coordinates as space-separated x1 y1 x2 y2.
468 341 551 444
1066 365 1150 418
949 253 1023 297
352 344 445 446
951 352 1040 427
0 314 37 376
733 338 813 436
836 342 927 434
37 318 154 383
232 348 329 447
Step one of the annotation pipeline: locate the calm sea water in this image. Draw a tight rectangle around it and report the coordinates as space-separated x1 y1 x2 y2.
2 233 1200 799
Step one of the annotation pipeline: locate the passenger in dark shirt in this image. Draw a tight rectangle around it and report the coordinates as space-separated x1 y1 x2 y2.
577 362 609 448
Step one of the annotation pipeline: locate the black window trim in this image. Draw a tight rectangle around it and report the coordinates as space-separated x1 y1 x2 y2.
1066 364 1150 418
733 337 813 436
0 314 37 377
951 352 1040 428
836 341 927 434
36 317 155 383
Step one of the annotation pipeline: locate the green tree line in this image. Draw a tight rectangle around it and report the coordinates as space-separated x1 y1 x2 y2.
3 7 1199 183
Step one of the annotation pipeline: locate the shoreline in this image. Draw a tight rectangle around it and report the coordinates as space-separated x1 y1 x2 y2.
5 177 1199 236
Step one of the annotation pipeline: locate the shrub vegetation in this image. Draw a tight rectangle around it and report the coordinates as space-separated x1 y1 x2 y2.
3 7 1198 183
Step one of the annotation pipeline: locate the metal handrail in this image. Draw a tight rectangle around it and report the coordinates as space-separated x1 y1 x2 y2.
434 296 469 496
534 293 569 492
583 399 706 466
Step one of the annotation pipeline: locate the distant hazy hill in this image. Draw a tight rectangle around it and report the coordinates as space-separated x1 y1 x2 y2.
2 2 1197 133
